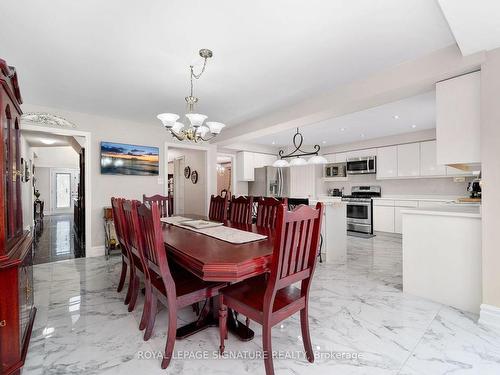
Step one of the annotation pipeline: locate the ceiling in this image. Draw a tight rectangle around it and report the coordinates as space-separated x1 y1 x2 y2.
249 91 436 147
438 0 500 56
21 130 74 147
1 0 454 128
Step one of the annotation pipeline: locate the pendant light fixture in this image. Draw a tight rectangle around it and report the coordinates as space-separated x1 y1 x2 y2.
272 128 328 167
156 49 225 142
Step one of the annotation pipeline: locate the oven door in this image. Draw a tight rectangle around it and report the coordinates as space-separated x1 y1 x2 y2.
346 201 372 224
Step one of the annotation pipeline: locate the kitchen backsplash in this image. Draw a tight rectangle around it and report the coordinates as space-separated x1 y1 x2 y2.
318 173 472 196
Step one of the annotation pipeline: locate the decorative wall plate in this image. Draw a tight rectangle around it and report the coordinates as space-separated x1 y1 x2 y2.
184 166 191 179
191 170 198 184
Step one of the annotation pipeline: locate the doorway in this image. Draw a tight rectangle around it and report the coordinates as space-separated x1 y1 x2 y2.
167 146 207 216
19 123 90 264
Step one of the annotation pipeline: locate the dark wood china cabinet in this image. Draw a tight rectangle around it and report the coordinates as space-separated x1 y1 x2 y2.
0 58 36 375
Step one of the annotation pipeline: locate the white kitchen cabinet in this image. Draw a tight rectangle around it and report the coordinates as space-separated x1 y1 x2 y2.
236 152 277 181
346 148 377 159
420 141 446 176
236 151 254 181
397 143 420 177
335 152 348 163
376 146 398 179
373 205 395 233
289 165 315 198
324 154 336 163
436 71 481 165
446 166 472 176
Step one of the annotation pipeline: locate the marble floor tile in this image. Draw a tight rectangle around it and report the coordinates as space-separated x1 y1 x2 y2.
23 233 500 375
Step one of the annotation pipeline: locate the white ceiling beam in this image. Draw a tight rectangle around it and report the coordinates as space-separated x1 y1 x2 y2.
214 45 485 146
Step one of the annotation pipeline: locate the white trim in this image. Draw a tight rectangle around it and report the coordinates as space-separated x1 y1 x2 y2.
479 304 500 331
88 246 105 258
20 123 92 256
216 152 236 196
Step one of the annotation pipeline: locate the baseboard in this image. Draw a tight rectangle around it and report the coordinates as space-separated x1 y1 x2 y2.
88 245 105 258
479 304 500 331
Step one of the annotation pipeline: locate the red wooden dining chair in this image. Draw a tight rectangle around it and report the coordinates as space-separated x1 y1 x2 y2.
143 194 172 217
209 194 229 222
218 202 324 375
256 197 288 228
229 195 254 224
111 197 133 302
134 202 227 369
121 199 147 314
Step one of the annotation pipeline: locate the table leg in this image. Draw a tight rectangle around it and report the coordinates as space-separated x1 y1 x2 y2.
176 298 254 341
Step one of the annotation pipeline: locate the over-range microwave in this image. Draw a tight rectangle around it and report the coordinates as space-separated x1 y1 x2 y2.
324 162 346 178
346 156 376 175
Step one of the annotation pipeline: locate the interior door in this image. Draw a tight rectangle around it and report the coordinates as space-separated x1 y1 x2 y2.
173 156 185 215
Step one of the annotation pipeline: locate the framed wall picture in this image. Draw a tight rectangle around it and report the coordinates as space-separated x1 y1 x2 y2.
191 170 198 184
100 141 159 176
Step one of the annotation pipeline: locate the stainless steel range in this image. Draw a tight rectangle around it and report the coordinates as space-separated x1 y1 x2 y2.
342 186 381 234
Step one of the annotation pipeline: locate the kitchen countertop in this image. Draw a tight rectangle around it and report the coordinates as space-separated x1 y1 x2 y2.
401 205 481 219
372 195 462 202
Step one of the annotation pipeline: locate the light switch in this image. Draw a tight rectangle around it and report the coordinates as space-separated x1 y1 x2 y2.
157 177 164 185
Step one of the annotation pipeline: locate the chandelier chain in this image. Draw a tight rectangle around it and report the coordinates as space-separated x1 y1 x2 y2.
189 57 208 98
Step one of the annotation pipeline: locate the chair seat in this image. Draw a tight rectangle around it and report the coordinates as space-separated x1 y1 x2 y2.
221 275 304 322
151 267 226 308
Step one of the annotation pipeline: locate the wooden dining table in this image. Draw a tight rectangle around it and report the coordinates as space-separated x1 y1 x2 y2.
161 215 275 341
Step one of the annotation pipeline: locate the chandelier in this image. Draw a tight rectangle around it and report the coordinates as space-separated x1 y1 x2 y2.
272 128 328 167
157 49 225 142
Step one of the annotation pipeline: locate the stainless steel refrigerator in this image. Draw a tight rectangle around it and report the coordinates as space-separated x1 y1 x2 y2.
248 167 289 198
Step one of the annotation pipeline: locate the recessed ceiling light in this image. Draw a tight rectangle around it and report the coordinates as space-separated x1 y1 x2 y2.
360 133 365 138
393 115 400 120
322 140 326 144
41 139 56 145
271 141 276 145
411 124 417 129
340 127 345 132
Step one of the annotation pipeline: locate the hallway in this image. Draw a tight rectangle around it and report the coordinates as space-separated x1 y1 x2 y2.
33 214 83 265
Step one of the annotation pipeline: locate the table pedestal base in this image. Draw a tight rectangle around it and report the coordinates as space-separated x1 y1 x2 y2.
176 305 254 341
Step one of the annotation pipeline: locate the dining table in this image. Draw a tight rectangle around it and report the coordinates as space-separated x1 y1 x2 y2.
161 215 275 341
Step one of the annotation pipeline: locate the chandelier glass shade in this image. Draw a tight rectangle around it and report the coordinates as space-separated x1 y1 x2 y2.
157 49 225 142
272 128 328 167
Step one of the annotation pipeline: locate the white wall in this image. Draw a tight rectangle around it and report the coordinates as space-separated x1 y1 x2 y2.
480 48 500 313
32 146 79 168
22 103 219 254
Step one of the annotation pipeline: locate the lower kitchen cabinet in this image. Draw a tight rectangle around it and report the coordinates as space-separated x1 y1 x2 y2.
373 205 395 233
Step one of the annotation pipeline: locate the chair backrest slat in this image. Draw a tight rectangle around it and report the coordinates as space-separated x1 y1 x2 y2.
265 203 323 301
136 202 176 298
209 195 229 222
256 197 288 228
143 194 172 217
229 195 253 224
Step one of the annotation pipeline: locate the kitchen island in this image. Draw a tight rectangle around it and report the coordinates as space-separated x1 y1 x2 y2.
310 197 347 264
402 204 481 313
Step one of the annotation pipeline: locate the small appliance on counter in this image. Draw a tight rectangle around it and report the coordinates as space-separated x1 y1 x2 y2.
327 188 344 197
467 178 482 199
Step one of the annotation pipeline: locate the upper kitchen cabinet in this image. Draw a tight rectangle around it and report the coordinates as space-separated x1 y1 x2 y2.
236 151 277 181
436 71 481 166
397 143 420 177
420 140 446 176
376 146 398 179
236 151 255 181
